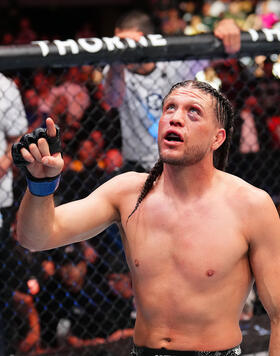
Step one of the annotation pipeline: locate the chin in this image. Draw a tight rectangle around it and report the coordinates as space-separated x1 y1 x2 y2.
160 152 205 167
160 153 187 166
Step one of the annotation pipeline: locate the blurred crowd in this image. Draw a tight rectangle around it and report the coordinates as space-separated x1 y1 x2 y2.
1 0 280 45
0 0 279 355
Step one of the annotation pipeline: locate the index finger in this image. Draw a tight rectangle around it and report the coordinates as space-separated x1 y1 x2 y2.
46 117 57 137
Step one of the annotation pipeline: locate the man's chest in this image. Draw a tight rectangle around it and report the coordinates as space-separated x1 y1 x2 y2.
124 196 248 282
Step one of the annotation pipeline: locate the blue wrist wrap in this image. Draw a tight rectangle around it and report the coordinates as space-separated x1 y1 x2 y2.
26 175 61 197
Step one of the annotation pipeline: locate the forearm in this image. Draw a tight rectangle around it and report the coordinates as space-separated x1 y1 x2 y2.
269 321 280 356
103 64 125 107
17 190 56 251
0 142 16 178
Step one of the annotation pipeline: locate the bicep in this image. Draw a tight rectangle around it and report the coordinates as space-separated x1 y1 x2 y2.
249 194 280 320
50 182 120 248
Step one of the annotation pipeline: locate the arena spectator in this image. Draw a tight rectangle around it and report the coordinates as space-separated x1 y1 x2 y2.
58 131 106 202
207 0 228 18
51 67 90 128
59 67 90 122
104 10 240 172
200 1 218 31
78 137 103 168
0 73 28 224
184 14 209 35
34 68 91 156
239 97 260 154
242 12 263 30
2 213 43 355
0 74 28 355
103 148 123 174
255 0 280 26
227 85 279 196
13 244 134 352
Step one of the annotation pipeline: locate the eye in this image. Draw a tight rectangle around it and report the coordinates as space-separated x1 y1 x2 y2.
189 106 200 114
188 106 201 120
165 103 175 111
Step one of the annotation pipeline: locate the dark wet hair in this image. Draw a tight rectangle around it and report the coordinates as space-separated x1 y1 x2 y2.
127 80 235 221
115 10 155 35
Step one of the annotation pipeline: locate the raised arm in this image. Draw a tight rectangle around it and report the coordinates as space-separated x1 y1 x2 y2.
15 118 120 251
103 29 143 108
103 63 126 108
248 190 280 356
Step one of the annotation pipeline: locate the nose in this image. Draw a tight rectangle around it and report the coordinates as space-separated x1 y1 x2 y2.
170 109 184 127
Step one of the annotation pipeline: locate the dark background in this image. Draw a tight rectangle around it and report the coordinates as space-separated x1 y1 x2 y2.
0 0 154 39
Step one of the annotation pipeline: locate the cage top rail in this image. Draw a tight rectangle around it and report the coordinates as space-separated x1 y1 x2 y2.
0 29 279 70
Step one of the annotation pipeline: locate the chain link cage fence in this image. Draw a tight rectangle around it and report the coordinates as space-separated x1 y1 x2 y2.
0 30 279 356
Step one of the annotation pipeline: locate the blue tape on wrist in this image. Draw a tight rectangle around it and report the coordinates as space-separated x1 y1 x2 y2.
26 175 61 197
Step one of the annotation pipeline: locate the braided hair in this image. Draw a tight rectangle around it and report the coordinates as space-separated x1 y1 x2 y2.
127 80 235 221
127 159 163 221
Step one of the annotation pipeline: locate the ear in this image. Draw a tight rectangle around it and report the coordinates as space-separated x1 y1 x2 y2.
212 128 226 151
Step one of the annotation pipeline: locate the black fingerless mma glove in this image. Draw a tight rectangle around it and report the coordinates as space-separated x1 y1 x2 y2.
11 126 62 196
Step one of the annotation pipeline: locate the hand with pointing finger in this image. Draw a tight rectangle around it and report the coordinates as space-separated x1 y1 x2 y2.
12 118 64 196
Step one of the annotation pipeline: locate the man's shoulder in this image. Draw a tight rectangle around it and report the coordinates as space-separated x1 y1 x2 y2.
221 171 273 209
103 171 148 194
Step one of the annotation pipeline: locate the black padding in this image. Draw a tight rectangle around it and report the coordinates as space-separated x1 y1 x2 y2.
12 125 62 168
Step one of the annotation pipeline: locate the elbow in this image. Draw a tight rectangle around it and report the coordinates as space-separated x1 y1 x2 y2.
16 231 45 252
16 231 30 250
16 219 53 251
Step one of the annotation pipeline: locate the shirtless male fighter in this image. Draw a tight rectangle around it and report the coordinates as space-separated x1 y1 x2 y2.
14 80 280 356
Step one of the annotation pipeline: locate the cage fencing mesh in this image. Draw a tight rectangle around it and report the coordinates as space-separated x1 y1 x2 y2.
0 35 279 356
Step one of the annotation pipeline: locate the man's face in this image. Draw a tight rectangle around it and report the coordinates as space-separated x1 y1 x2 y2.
158 86 224 167
115 27 156 75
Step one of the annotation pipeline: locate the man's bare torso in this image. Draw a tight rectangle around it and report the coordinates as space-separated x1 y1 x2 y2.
117 170 254 351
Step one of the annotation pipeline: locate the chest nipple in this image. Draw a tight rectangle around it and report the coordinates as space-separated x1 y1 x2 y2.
134 259 140 267
206 269 215 277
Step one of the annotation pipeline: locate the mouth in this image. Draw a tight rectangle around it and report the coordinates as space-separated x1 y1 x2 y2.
164 131 184 143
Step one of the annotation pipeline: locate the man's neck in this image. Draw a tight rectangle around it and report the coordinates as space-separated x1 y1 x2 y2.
160 161 217 200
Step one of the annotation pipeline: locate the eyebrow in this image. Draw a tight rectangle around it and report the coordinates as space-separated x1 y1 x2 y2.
163 96 205 112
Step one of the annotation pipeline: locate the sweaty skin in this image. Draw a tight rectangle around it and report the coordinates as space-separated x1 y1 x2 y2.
16 88 280 353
